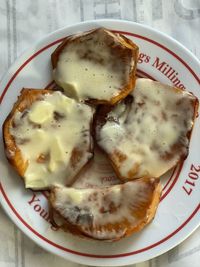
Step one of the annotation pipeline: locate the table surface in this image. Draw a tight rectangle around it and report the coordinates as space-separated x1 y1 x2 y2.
0 0 200 267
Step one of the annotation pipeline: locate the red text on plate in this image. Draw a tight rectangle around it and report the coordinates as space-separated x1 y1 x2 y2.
28 193 57 231
182 164 200 195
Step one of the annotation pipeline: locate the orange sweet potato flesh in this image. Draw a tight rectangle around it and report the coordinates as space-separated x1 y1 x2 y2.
3 89 53 178
49 178 162 241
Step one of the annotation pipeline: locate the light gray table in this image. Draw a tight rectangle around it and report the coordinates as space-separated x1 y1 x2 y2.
0 1 200 266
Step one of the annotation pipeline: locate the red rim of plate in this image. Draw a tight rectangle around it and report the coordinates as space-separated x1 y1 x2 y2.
0 29 199 259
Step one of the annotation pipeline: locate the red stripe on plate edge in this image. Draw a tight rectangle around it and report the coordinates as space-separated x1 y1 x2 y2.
162 165 178 192
0 182 199 258
0 29 199 259
0 37 65 104
160 162 183 201
0 32 199 104
113 30 200 85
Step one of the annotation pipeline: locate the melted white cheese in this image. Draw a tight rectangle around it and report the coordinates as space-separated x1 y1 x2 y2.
53 29 134 101
10 91 94 189
52 178 159 240
97 78 196 179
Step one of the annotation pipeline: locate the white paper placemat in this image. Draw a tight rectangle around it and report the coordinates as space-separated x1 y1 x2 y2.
0 1 199 266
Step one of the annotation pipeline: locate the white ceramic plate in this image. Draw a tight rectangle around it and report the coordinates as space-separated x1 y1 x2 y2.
0 20 200 266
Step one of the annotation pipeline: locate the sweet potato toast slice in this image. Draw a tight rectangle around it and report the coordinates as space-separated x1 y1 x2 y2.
95 78 199 181
51 28 139 105
3 89 51 178
3 89 94 189
49 177 161 241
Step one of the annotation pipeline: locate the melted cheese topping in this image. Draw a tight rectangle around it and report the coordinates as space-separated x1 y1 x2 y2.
10 91 94 189
53 29 134 101
52 178 159 240
97 78 196 179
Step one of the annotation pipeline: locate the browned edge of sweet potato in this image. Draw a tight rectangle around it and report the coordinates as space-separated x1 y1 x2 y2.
48 178 162 241
3 89 53 179
51 28 139 105
94 83 199 181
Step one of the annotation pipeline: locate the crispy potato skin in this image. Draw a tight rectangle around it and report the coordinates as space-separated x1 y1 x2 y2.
51 28 139 105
